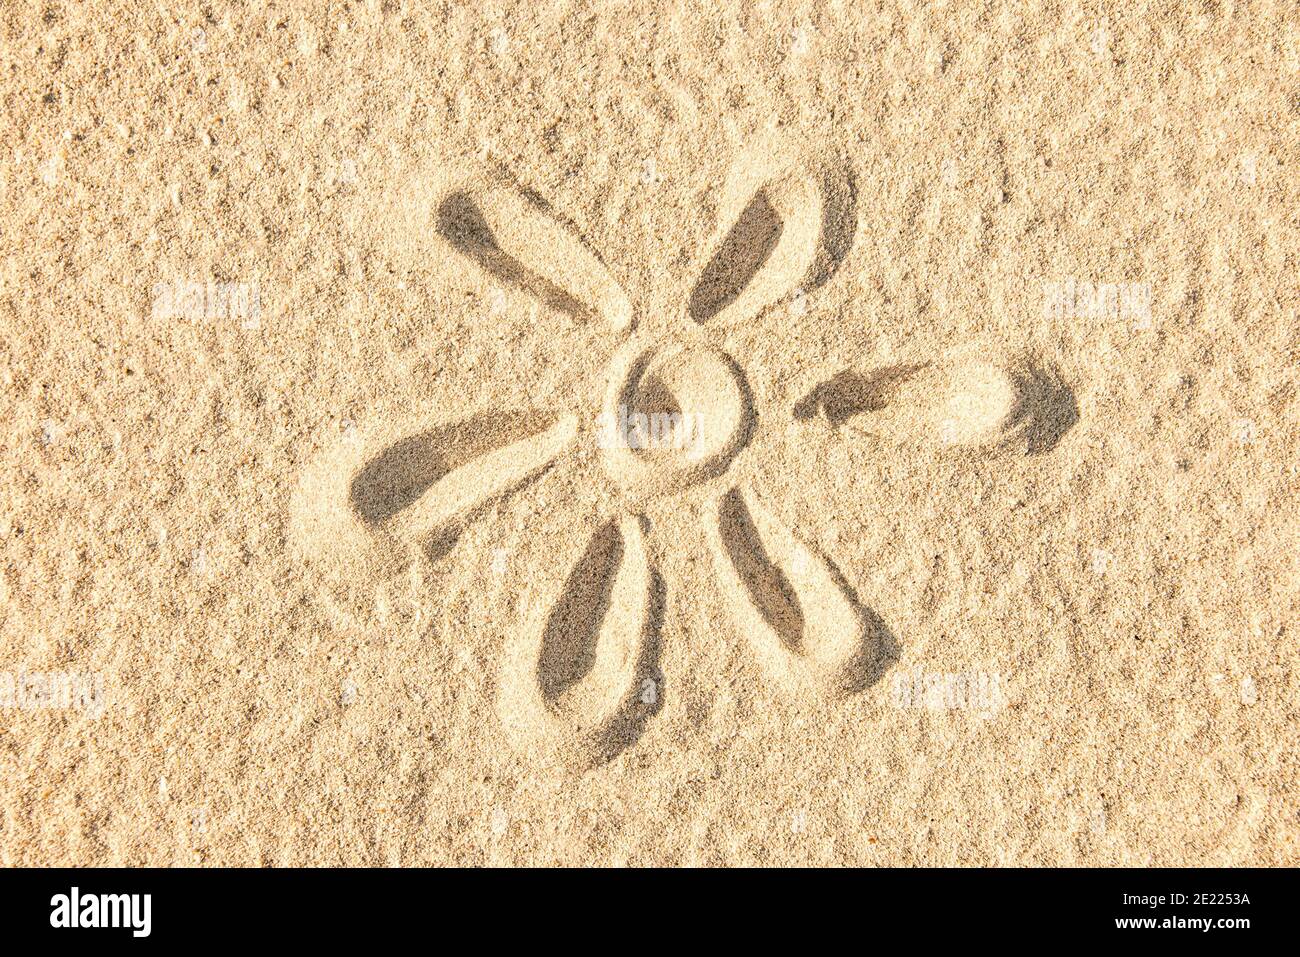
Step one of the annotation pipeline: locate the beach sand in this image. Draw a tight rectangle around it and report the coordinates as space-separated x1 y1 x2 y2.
1 1 1296 865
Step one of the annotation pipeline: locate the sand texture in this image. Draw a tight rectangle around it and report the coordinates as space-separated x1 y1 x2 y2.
1 1 1297 866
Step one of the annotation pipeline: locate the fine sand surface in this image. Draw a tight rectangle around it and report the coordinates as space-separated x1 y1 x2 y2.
1 2 1297 865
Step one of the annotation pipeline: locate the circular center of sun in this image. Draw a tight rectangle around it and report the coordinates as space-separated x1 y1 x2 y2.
604 346 749 476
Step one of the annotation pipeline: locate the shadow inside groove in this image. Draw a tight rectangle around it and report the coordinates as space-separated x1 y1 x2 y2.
537 521 624 701
792 363 929 426
349 413 543 525
688 191 783 323
436 191 588 318
716 489 804 652
1007 359 1080 455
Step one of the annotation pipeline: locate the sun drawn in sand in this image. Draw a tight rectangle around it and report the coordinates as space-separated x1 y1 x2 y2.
290 135 1077 770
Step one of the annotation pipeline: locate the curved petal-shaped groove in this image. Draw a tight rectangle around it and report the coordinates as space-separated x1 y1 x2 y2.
289 412 576 626
437 186 633 331
707 488 892 698
498 516 661 770
793 352 1078 455
377 414 577 544
688 140 856 326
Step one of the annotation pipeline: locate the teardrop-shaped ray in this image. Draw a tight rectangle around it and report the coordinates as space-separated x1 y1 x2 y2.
438 186 633 331
289 411 576 628
381 414 577 543
689 172 822 326
687 134 857 327
792 353 1078 455
707 487 884 698
497 515 660 770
